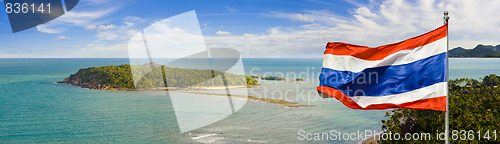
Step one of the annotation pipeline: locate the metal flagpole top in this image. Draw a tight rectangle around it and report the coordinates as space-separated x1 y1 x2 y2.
444 10 450 24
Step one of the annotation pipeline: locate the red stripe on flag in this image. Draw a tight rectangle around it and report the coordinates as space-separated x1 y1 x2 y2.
324 24 447 61
317 86 446 111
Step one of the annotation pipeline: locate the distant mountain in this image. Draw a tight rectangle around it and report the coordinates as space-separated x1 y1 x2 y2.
449 44 500 57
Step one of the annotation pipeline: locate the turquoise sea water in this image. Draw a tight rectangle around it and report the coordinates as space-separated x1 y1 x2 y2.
1 58 499 143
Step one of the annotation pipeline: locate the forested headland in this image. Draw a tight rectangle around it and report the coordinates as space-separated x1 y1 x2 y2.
379 74 500 143
59 64 258 90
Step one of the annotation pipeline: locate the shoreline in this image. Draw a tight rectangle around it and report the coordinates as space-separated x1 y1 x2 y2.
59 82 315 108
58 81 258 91
184 91 316 108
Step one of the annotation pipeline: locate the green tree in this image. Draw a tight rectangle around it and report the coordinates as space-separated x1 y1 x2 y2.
380 75 500 143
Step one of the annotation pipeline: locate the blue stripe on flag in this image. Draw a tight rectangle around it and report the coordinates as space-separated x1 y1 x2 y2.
319 52 446 97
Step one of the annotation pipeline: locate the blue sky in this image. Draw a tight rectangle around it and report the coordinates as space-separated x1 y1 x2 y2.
1 0 500 58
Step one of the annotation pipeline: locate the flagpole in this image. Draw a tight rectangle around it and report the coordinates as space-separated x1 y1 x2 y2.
443 10 450 144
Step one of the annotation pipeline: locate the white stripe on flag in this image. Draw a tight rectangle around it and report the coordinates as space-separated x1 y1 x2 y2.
351 82 447 108
322 37 447 73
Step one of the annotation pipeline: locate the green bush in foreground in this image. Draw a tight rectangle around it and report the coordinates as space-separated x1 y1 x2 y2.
380 74 500 144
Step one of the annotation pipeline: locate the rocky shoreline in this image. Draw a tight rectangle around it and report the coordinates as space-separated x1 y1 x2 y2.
58 78 255 91
58 75 135 91
184 92 316 108
58 74 258 91
58 64 259 91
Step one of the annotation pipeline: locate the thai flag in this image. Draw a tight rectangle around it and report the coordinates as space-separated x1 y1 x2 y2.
317 24 448 111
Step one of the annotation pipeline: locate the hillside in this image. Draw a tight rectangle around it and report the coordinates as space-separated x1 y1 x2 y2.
380 74 500 143
59 64 258 90
449 44 500 57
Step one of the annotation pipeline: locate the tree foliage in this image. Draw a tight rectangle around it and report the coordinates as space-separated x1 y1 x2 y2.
262 76 286 80
380 74 500 143
67 64 258 89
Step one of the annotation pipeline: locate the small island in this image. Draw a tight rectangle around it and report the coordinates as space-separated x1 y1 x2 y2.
251 75 304 81
59 64 315 108
59 64 258 91
250 75 286 81
262 76 286 81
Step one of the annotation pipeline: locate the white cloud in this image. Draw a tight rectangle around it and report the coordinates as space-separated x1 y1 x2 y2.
270 12 315 22
96 30 120 40
56 36 69 40
99 24 116 30
59 9 115 25
84 25 97 30
294 14 315 22
78 42 129 57
36 25 64 33
85 24 116 30
225 6 238 13
0 42 128 58
356 7 377 17
216 30 231 35
20 0 500 58
90 17 142 41
37 8 118 33
268 10 347 23
35 0 124 33
243 33 255 37
123 16 145 23
74 42 128 57
204 0 500 58
39 15 141 57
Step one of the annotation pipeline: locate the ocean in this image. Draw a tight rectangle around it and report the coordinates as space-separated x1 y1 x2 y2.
1 58 499 143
